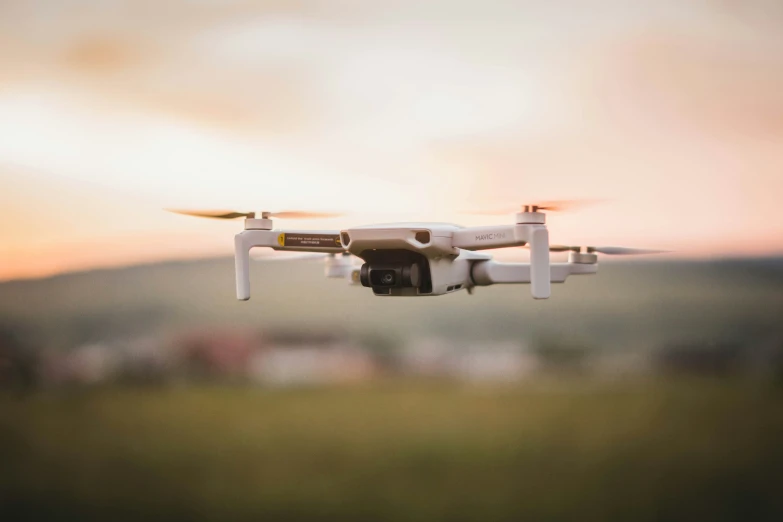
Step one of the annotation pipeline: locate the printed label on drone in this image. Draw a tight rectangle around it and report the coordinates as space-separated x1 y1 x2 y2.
474 232 507 241
278 233 342 248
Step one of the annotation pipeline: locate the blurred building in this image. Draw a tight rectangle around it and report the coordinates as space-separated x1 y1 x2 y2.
175 329 260 381
248 330 377 386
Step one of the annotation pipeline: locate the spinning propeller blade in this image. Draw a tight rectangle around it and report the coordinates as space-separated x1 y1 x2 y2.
525 245 668 255
167 209 253 219
546 245 580 252
270 211 343 219
527 200 586 212
586 246 669 255
463 199 598 215
166 209 342 220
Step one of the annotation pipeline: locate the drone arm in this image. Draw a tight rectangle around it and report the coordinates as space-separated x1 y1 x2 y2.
234 230 281 300
527 227 551 299
471 260 596 286
234 233 252 300
234 229 345 300
471 261 530 284
451 226 520 250
453 224 550 298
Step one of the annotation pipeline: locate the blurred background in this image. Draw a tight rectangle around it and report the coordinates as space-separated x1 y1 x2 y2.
1 1 783 520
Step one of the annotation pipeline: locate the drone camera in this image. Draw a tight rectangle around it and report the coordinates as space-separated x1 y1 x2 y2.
371 269 398 287
360 262 421 289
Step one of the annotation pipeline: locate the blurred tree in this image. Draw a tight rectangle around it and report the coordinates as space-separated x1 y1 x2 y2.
0 322 38 391
358 332 403 372
656 341 744 376
534 337 591 373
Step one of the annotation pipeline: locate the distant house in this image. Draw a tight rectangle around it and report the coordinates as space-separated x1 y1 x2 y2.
115 337 176 383
174 330 260 380
449 343 539 382
248 330 376 386
56 343 120 384
401 337 538 381
398 337 453 376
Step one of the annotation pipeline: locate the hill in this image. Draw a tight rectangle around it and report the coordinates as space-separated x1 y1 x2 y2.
1 256 782 352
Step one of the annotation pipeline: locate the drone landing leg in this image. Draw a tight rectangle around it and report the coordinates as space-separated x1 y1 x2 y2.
234 234 252 300
529 227 551 299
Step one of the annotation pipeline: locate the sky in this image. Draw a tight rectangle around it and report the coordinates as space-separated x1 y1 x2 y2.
1 0 783 281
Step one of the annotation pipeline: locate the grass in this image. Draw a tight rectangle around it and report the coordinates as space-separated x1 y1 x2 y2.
2 379 783 521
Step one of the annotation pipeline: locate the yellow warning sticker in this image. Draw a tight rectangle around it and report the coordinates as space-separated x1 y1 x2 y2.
279 233 341 248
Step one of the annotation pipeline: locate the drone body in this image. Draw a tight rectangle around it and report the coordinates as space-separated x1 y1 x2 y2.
169 204 663 302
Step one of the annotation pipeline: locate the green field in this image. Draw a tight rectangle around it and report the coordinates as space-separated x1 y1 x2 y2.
2 379 783 521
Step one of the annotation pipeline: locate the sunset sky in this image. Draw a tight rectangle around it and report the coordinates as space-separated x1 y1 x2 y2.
1 0 783 281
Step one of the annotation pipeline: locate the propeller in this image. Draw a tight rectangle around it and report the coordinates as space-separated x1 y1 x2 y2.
587 246 669 255
463 199 598 215
166 209 342 220
539 245 669 255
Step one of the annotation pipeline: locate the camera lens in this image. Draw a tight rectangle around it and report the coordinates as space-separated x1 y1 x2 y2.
370 268 398 287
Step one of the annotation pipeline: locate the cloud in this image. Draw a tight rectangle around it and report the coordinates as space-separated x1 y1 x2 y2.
585 30 783 139
0 4 323 134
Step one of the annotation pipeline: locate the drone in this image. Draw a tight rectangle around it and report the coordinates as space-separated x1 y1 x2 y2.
168 203 665 301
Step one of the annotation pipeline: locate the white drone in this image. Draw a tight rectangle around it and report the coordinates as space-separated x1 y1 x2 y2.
169 204 665 301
